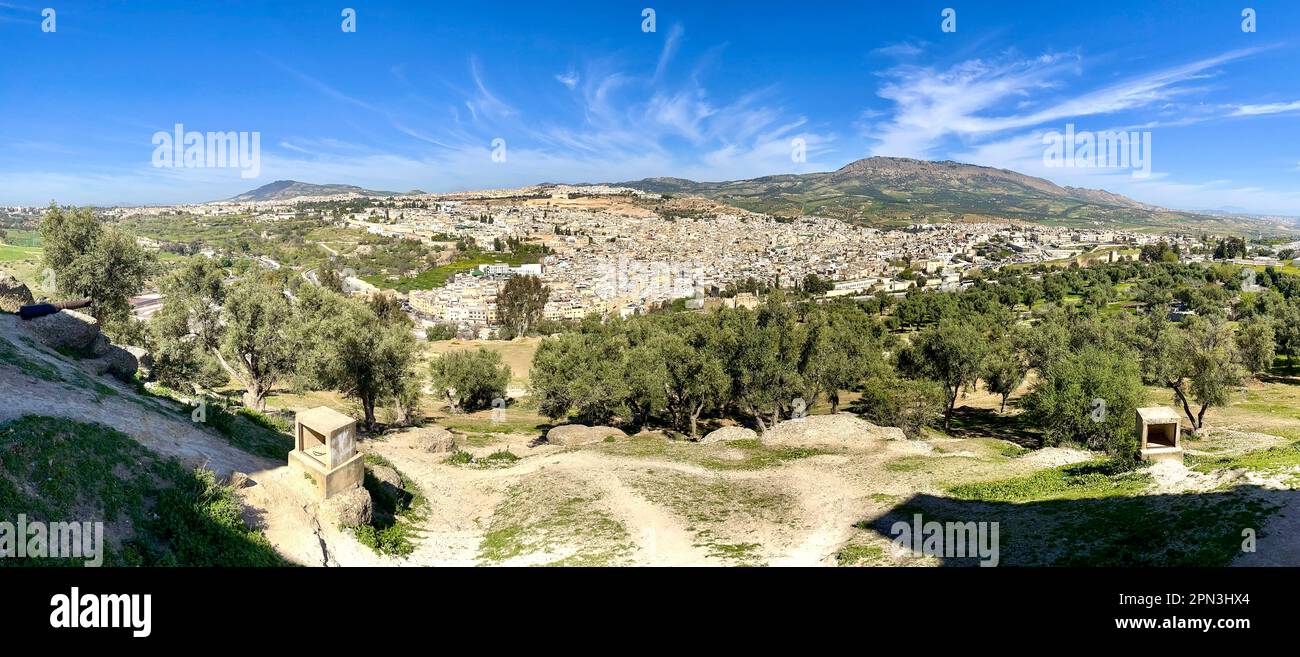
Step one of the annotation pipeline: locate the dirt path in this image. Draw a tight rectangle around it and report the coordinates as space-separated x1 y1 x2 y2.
10 310 1297 568
769 458 863 566
578 462 711 566
1 315 379 566
1 316 275 476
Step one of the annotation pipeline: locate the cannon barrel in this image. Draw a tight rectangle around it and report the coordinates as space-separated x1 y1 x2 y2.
17 298 92 320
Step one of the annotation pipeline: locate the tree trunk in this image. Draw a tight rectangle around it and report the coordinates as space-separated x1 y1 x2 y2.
211 347 251 396
747 403 768 434
242 381 266 411
1195 403 1210 431
1170 383 1198 431
999 395 1007 414
829 391 840 415
362 395 376 428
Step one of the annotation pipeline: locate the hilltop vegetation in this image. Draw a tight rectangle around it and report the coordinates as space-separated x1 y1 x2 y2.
617 157 1297 235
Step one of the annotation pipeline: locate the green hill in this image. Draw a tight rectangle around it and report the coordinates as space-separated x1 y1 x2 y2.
616 157 1297 235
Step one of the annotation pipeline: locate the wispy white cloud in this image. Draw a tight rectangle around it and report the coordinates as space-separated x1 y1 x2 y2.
555 69 579 90
653 24 685 82
1231 100 1300 116
4 30 836 205
867 47 1265 159
267 57 385 114
872 42 926 58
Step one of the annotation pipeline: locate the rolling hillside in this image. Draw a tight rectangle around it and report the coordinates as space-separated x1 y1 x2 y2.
615 157 1296 235
227 180 422 202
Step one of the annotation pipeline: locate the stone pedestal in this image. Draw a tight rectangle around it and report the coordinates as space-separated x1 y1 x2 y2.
288 406 364 500
1136 407 1184 463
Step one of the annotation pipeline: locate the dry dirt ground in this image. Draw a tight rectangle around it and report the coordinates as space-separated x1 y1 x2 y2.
362 420 1100 566
5 310 1299 567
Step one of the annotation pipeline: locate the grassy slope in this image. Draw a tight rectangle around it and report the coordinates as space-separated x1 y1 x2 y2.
0 416 285 566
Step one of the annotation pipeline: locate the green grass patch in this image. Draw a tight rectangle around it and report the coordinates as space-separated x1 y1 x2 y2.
0 336 63 383
478 477 633 566
946 460 1151 502
0 416 284 566
445 450 474 465
440 415 545 436
349 454 427 557
836 543 886 566
1186 441 1300 479
365 253 536 292
457 433 500 448
141 387 294 460
0 242 42 262
444 447 521 469
589 435 826 471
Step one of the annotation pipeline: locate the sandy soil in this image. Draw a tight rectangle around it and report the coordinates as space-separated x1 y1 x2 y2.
360 420 1100 567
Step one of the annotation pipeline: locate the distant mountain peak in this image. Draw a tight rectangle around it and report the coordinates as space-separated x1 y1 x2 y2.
610 157 1241 232
226 180 409 202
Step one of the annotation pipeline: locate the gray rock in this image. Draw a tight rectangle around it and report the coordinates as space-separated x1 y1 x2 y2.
700 426 758 444
761 413 906 450
412 425 455 453
0 273 33 313
85 345 138 380
25 308 100 352
124 345 153 379
322 485 373 527
229 471 251 489
366 463 405 506
545 424 628 446
90 333 113 356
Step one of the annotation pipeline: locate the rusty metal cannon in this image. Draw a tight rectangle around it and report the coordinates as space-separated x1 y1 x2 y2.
17 298 91 320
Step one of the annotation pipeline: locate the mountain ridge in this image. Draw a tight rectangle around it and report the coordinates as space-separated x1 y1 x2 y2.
227 180 422 202
607 156 1204 230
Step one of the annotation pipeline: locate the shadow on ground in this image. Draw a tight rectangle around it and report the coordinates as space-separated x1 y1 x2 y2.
860 486 1295 567
943 405 1043 448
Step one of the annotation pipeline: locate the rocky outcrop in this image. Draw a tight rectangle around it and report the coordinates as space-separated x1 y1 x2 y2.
20 308 140 380
85 347 139 380
410 425 455 453
366 462 406 507
322 485 374 527
124 346 153 379
25 308 100 352
761 413 905 450
700 426 758 444
0 274 33 313
546 424 627 446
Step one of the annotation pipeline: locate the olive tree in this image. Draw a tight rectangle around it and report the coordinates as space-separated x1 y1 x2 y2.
429 347 511 412
39 203 156 334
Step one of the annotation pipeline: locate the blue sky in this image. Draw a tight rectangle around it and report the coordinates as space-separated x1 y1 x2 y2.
1 0 1297 213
